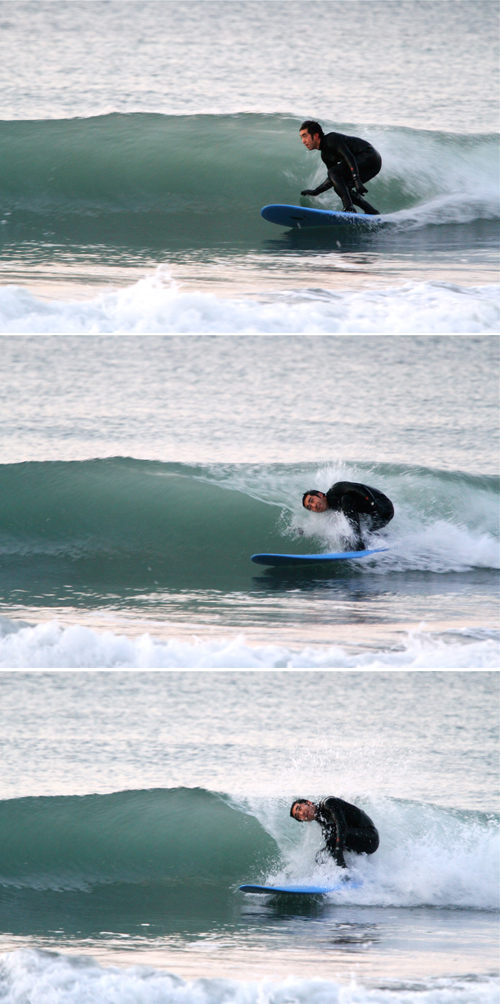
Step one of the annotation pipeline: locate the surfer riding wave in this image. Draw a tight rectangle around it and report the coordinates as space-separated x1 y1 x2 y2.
299 120 381 215
302 481 394 550
291 797 379 868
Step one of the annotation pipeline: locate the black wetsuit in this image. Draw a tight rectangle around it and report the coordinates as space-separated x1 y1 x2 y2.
303 132 382 214
315 797 379 868
326 481 394 550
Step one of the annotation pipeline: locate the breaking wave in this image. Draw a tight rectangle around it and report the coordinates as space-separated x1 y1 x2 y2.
0 619 498 669
0 114 497 229
0 786 497 910
0 458 497 591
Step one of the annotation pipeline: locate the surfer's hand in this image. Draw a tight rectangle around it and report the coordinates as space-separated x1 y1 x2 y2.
354 178 367 195
301 189 315 196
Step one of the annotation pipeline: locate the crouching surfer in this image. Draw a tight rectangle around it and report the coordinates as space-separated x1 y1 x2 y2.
302 481 394 550
299 120 381 215
290 797 379 869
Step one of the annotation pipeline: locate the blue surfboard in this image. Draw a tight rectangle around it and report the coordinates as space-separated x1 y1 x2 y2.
239 881 362 895
251 547 389 566
261 204 382 229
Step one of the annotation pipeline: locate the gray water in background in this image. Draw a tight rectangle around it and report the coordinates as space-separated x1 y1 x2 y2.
2 335 498 470
2 0 497 129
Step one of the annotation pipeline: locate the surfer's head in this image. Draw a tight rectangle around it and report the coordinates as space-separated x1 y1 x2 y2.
302 490 328 512
299 121 323 150
290 799 316 822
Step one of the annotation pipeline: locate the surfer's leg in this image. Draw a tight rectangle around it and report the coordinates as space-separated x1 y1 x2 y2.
351 192 380 215
357 151 382 184
352 152 382 213
344 826 380 855
327 169 356 212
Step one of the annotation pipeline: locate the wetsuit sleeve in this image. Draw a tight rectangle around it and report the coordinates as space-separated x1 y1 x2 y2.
315 800 347 868
323 797 378 840
302 177 333 196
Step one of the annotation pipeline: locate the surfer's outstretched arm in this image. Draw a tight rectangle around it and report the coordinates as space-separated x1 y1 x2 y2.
301 178 333 197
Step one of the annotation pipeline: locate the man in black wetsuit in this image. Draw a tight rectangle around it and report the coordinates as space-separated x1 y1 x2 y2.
302 481 394 550
299 120 381 215
290 797 379 869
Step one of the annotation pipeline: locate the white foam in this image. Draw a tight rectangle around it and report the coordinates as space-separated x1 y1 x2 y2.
0 275 498 333
304 520 499 575
0 618 497 669
0 950 498 1004
368 127 500 225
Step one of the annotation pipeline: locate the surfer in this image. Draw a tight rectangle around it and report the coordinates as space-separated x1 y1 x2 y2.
302 481 394 550
299 120 381 214
290 797 379 868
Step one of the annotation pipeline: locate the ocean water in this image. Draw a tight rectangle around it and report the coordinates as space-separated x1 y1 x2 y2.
0 670 498 1003
0 0 498 332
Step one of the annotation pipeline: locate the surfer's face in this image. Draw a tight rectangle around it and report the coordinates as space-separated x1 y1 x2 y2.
300 129 321 150
292 801 316 822
303 493 328 512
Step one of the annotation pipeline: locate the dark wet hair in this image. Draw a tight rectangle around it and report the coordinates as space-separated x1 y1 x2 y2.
302 490 323 508
299 120 324 137
290 798 311 817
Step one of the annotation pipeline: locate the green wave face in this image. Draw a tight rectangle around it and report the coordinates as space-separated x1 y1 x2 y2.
0 787 276 890
0 787 278 937
0 114 298 246
0 114 498 247
0 459 294 592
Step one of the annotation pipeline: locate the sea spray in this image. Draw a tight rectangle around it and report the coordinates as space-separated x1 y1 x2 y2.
247 795 499 911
